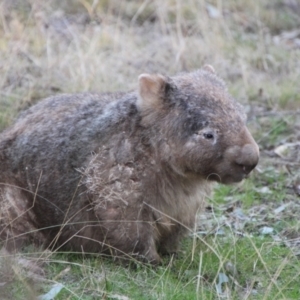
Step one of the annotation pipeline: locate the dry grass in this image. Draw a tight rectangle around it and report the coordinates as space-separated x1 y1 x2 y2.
0 0 300 299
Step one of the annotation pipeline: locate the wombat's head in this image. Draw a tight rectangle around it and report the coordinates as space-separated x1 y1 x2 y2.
137 65 259 184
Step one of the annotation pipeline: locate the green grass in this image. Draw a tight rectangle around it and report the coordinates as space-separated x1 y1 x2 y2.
4 234 299 300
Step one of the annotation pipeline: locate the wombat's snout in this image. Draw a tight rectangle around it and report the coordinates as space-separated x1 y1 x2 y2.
235 143 259 175
220 131 259 183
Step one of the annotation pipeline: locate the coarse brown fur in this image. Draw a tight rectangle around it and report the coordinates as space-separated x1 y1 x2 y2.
0 66 259 264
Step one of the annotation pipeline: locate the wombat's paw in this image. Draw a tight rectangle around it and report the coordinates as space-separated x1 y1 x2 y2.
114 251 162 267
134 250 162 266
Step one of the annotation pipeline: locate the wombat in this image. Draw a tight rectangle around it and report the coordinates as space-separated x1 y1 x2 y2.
0 66 259 264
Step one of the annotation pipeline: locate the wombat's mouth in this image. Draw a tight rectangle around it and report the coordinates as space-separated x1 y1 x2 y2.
204 156 258 184
206 172 248 184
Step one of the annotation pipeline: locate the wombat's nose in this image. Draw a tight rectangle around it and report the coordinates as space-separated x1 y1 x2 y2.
237 163 256 175
235 143 259 175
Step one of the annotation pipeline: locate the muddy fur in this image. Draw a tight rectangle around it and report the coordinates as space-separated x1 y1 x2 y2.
0 67 259 264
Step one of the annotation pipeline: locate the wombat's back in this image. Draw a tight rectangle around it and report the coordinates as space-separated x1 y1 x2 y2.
0 91 141 250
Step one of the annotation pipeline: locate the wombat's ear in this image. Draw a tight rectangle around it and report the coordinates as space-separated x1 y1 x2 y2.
203 64 215 74
137 73 168 111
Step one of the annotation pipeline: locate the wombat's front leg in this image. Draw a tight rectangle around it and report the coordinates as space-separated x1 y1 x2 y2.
96 206 162 264
157 223 188 256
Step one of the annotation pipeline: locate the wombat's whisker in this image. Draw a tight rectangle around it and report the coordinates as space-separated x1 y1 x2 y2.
206 173 221 182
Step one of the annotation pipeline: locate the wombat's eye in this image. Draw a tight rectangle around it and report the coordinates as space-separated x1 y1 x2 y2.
203 133 214 139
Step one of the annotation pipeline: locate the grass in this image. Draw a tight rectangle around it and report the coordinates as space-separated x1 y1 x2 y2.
3 234 300 299
0 0 300 299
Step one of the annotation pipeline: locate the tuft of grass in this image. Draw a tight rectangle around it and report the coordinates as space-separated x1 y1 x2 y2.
4 234 298 300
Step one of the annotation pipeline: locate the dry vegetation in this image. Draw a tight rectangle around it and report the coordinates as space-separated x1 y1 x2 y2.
0 0 300 299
